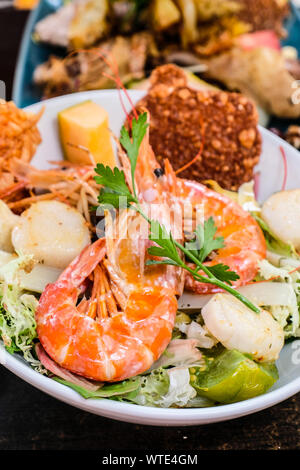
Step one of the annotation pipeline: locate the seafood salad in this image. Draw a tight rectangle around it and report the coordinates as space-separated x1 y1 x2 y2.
0 74 300 409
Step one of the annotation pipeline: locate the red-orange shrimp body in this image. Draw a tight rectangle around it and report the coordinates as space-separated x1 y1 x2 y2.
176 178 266 294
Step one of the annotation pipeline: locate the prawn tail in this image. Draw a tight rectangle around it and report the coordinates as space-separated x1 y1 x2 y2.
58 238 106 287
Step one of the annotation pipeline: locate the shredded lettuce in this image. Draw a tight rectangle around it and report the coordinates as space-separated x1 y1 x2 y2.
0 254 41 368
177 321 217 349
149 338 203 370
257 259 300 337
174 311 218 348
55 366 202 408
158 368 197 408
133 368 169 406
133 366 197 408
57 370 170 407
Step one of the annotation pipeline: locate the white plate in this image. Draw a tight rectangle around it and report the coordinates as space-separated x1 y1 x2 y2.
2 90 300 426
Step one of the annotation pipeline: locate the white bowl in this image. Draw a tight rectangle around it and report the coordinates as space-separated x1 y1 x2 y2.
2 90 300 426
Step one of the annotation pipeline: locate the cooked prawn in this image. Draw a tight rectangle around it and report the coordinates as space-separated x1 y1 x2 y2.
36 121 184 382
175 178 266 294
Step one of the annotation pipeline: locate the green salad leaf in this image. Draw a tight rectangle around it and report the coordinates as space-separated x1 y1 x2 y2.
254 214 299 259
0 255 40 367
53 377 141 400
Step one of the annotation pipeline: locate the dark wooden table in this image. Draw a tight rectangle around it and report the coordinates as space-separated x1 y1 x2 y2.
1 6 300 452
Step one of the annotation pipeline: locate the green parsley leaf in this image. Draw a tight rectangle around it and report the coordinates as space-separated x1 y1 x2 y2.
94 164 133 197
186 217 225 263
97 190 130 209
147 221 183 267
120 113 148 195
146 259 180 267
207 263 240 285
95 164 137 209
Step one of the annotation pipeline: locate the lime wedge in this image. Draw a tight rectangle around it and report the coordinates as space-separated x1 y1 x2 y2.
190 349 278 404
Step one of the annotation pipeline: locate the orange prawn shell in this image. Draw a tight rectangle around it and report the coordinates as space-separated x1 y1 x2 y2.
36 239 178 382
37 282 177 381
178 179 266 294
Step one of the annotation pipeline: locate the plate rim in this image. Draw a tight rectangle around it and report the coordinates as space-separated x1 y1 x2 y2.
2 88 300 426
3 344 300 426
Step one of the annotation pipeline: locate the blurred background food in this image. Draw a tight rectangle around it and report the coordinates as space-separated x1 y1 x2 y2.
34 0 289 52
9 0 300 155
30 1 300 121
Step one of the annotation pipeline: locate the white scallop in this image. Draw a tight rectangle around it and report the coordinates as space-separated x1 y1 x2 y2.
12 201 91 269
202 293 284 362
262 189 300 250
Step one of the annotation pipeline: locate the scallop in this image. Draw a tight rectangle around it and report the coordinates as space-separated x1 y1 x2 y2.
12 201 91 269
0 200 20 252
202 293 284 362
262 189 300 250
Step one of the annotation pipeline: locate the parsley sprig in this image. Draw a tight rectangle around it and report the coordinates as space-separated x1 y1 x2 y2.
94 113 260 313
